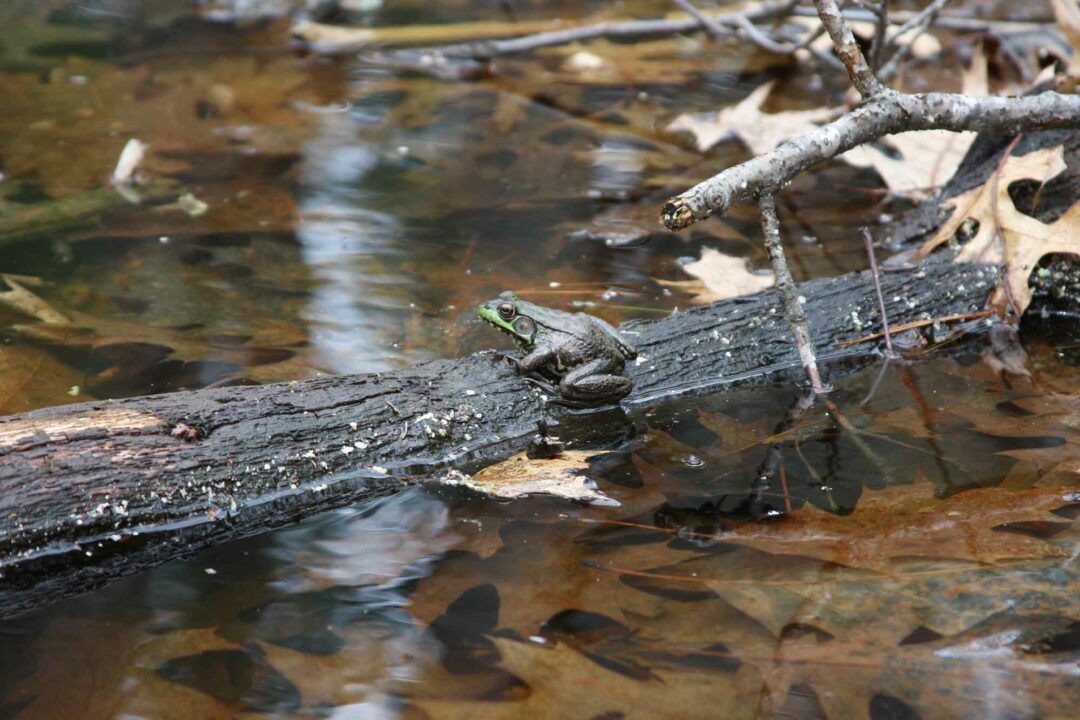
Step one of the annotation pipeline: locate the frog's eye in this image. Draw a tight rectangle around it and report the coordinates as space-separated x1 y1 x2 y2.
497 302 516 320
512 316 535 337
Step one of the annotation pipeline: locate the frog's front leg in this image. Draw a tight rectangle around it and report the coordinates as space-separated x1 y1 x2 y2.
559 357 633 404
516 346 556 374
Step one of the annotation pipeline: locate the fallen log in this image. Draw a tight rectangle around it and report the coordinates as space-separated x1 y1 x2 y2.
0 253 1063 619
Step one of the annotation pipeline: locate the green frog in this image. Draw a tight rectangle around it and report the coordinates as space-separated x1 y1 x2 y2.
478 292 637 404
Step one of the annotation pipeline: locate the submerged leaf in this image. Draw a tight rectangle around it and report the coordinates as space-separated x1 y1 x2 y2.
700 483 1073 572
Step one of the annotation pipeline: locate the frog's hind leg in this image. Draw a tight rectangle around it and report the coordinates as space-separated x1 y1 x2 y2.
559 358 633 404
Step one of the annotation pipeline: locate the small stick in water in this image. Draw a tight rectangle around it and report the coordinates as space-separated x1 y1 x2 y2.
862 227 898 359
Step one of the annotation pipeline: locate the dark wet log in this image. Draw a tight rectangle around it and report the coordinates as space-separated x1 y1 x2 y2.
0 256 1069 619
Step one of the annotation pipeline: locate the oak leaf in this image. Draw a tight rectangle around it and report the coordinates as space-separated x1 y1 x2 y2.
659 247 774 303
667 80 839 155
914 145 1080 315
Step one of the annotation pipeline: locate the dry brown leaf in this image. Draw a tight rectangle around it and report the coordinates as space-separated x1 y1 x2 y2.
866 405 938 439
667 80 839 154
914 145 1080 314
702 483 1073 572
659 247 774 304
443 451 616 505
947 391 1080 480
714 565 1080 719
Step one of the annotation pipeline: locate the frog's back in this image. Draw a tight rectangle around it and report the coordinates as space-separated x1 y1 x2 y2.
585 314 637 360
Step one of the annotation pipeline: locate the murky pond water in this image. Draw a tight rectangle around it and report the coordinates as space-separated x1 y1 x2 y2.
1 2 1077 719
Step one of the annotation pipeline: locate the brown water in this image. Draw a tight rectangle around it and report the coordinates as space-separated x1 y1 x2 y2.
1 2 1077 719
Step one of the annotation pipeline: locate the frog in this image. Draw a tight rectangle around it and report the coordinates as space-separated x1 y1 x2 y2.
478 292 637 405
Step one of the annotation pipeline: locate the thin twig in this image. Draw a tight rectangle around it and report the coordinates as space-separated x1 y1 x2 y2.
861 228 897 358
813 0 885 97
820 396 894 482
989 134 1024 320
790 3 1017 34
869 0 890 72
835 310 992 348
759 194 827 394
858 354 894 407
883 0 950 48
877 0 949 83
386 0 796 60
750 388 815 514
730 13 797 53
671 0 727 39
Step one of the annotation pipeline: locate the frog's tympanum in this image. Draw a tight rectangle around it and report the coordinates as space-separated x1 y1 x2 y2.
478 292 637 404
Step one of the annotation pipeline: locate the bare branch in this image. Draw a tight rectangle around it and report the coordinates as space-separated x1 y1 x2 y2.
670 0 728 40
813 0 885 97
759 195 827 394
861 228 897 359
883 0 950 48
869 0 890 72
661 90 1080 229
790 3 1021 34
318 0 797 58
878 0 949 82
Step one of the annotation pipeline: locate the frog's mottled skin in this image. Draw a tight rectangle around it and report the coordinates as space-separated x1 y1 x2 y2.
478 292 637 404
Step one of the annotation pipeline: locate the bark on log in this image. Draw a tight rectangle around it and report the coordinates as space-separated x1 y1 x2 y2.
0 257 1069 619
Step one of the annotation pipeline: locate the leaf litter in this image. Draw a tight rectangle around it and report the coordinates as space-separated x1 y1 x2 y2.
402 353 1080 719
2 3 1080 719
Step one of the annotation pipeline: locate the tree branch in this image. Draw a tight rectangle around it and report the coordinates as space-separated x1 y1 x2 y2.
813 0 885 97
759 194 827 393
661 90 1080 229
878 0 950 82
869 0 890 72
297 1 795 57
